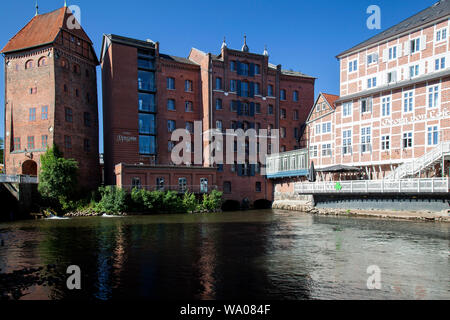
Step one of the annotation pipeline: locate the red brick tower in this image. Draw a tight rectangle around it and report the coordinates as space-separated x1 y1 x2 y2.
1 6 100 190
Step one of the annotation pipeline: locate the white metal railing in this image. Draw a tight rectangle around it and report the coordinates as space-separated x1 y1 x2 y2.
266 149 309 176
0 175 39 184
385 141 450 180
294 178 450 194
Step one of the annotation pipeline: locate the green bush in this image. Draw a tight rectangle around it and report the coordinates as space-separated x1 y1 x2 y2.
163 191 184 213
201 190 223 212
183 192 199 213
95 186 129 214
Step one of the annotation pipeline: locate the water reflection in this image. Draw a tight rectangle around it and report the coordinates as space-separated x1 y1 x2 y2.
0 211 449 300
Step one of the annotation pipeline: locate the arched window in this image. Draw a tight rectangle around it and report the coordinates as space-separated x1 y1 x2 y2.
25 60 34 69
38 57 47 67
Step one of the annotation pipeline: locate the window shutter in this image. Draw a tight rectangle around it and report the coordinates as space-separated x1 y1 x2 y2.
237 101 242 116
397 44 403 58
249 63 255 77
421 35 427 50
249 82 255 97
250 102 255 117
236 61 241 75
237 80 242 96
404 41 410 56
382 49 388 62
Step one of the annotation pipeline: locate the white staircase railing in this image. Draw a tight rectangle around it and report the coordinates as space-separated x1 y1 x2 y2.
385 141 450 180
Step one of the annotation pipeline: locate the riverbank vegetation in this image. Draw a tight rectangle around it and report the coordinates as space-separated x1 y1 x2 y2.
38 146 223 216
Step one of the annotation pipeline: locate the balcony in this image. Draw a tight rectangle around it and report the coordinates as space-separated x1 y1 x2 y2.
294 178 450 195
266 149 309 179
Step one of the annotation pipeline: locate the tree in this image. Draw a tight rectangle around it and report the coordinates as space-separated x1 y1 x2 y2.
38 145 79 203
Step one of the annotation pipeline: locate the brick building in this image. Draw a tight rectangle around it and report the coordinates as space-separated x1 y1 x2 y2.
101 34 315 203
1 6 100 190
307 0 450 180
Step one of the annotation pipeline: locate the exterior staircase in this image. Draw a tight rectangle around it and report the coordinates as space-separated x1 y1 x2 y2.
385 141 450 180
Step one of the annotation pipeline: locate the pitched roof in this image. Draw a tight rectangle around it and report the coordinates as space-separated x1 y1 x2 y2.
159 53 199 66
1 7 92 54
337 0 450 58
322 93 339 109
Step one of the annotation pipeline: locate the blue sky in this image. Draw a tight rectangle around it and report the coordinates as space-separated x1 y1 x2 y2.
0 0 438 152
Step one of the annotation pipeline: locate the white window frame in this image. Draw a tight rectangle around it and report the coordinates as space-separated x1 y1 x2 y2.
348 59 358 73
360 97 372 114
428 84 440 109
367 53 378 65
381 135 390 151
322 143 332 157
410 37 421 54
310 145 318 158
342 129 352 155
360 126 372 154
388 46 397 60
403 90 414 114
367 77 377 89
381 96 391 117
342 102 353 118
435 57 446 71
427 125 439 146
436 27 448 43
315 124 321 135
402 131 413 149
409 64 420 78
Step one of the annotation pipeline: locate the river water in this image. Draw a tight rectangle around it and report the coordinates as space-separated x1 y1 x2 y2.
0 210 448 300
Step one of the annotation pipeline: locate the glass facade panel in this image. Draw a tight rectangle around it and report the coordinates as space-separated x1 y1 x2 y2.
138 70 156 91
139 135 156 155
138 93 156 112
139 113 156 135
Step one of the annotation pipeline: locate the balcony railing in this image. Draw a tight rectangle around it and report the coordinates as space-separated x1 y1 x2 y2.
0 175 39 184
266 148 309 178
122 185 220 194
294 178 450 194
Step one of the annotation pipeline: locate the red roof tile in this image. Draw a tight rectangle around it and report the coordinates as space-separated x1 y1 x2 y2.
1 7 92 54
322 93 340 109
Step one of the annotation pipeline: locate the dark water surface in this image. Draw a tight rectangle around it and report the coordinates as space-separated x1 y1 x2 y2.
0 210 449 300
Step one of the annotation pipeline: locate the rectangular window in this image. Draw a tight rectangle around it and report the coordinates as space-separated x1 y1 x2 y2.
216 99 223 110
382 97 391 117
241 63 249 76
403 91 414 113
428 85 440 108
409 65 419 78
342 130 352 155
241 82 249 97
322 122 332 134
230 100 238 112
255 182 262 193
186 121 194 133
137 57 154 70
316 124 321 135
41 106 48 120
27 136 35 150
255 65 261 75
293 91 299 102
435 57 446 71
138 70 156 91
156 178 165 191
178 178 187 192
294 127 299 139
84 112 91 127
381 135 390 151
41 135 48 149
185 101 193 112
65 108 73 122
185 80 193 92
388 46 397 60
139 135 156 155
216 120 223 131
29 108 36 122
387 71 397 83
268 105 274 115
139 113 156 134
268 85 274 97
281 127 286 138
427 126 439 146
410 38 420 54
367 53 378 64
254 83 261 95
215 77 222 90
168 120 176 133
64 135 72 149
223 181 232 193
280 90 286 101
348 59 358 72
83 139 91 152
361 127 371 153
167 99 176 111
293 110 299 120
367 77 377 89
343 102 352 117
255 103 261 114
14 138 21 151
139 93 156 112
230 80 237 93
322 144 332 157
403 132 413 149
167 77 175 90
310 145 318 158
360 97 372 113
230 61 236 72
436 28 447 42
280 109 286 119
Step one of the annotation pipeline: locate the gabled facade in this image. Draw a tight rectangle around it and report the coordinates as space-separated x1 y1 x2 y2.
2 6 100 190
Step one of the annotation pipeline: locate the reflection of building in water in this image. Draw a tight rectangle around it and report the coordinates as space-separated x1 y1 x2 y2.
197 225 216 300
